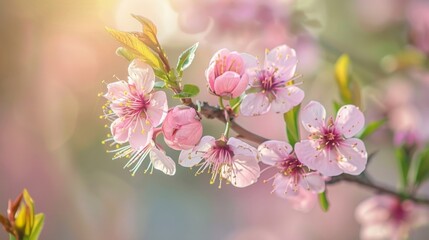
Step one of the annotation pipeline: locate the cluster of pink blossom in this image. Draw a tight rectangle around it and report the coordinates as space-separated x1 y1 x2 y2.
101 44 369 212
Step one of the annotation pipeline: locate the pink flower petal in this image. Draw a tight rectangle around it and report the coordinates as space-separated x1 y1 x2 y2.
128 121 153 150
228 137 257 158
336 138 367 175
265 45 297 81
179 136 215 167
299 172 325 193
213 71 242 97
223 155 260 188
111 118 131 143
258 140 292 166
271 86 305 113
336 105 365 138
146 91 168 127
105 80 129 101
286 189 317 212
273 174 298 197
240 92 271 116
230 73 249 98
295 140 343 176
128 59 155 94
150 148 176 175
300 101 326 133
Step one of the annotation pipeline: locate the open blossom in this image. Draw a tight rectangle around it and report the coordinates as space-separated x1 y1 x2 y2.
295 101 368 176
356 195 428 240
240 45 304 116
107 139 176 176
179 136 260 188
103 59 168 150
162 105 203 150
206 49 249 99
258 140 325 211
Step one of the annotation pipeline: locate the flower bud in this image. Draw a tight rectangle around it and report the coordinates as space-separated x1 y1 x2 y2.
205 49 249 99
162 106 203 150
0 189 45 240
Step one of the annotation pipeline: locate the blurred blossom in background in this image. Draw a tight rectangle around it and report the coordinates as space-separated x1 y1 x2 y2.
0 0 428 239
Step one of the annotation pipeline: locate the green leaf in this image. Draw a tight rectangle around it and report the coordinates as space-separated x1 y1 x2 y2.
9 234 16 240
29 214 44 240
154 81 166 89
283 105 301 146
131 14 158 44
333 101 341 113
229 96 242 114
176 42 199 73
173 84 200 99
412 148 429 186
116 47 140 61
106 27 164 71
318 192 329 212
335 54 352 104
396 146 411 190
357 119 386 140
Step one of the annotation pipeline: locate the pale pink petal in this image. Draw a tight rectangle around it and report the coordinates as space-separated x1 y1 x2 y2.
360 223 393 240
150 148 176 175
111 118 130 143
179 136 215 167
146 91 168 127
355 195 393 224
224 52 245 75
271 86 305 113
273 174 298 197
167 122 203 150
265 45 297 81
295 140 343 176
128 59 155 94
241 53 260 80
257 140 292 166
299 172 325 193
128 121 153 150
228 137 257 158
223 155 260 188
213 71 242 97
105 80 129 101
336 138 367 175
286 189 317 212
336 105 365 138
240 92 270 116
300 101 326 133
205 64 216 91
230 74 249 98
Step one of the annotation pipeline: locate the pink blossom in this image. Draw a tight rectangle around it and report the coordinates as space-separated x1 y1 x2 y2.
295 101 367 176
356 195 428 240
240 45 304 116
258 140 324 211
162 105 203 150
107 139 176 176
206 49 249 99
179 136 260 188
103 59 168 150
407 1 429 54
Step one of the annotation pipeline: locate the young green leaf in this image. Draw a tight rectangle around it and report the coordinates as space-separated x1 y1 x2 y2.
229 96 242 114
154 81 166 89
412 148 429 187
177 42 199 73
116 47 140 61
357 119 386 140
131 14 158 44
173 84 200 99
106 27 164 71
396 146 411 190
318 192 329 212
335 54 352 104
283 105 301 146
29 214 44 240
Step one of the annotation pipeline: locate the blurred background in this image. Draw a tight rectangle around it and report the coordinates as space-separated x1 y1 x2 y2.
0 0 428 239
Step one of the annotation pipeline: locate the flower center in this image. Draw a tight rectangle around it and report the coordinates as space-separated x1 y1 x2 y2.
202 140 235 186
320 119 344 150
276 156 303 177
258 69 277 92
